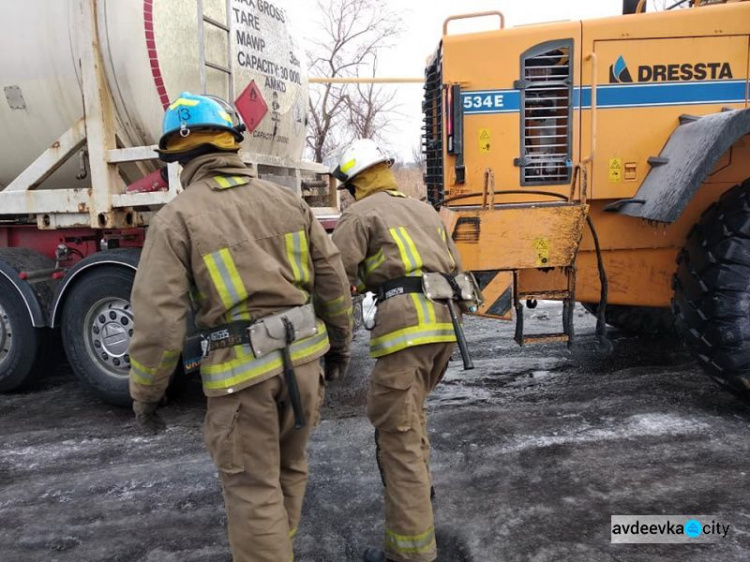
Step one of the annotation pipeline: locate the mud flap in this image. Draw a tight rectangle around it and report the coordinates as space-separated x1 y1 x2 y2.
609 108 750 223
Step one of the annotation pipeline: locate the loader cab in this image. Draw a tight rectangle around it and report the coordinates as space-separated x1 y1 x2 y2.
424 20 582 207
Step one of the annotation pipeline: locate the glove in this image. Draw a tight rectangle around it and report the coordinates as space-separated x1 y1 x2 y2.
324 352 350 382
133 400 166 435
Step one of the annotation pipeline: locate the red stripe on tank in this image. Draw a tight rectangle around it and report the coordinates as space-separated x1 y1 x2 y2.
143 0 169 110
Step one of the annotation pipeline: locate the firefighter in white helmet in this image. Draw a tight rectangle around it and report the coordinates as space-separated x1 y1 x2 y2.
332 139 471 562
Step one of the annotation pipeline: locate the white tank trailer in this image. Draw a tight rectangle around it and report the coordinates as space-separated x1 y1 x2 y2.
0 0 337 405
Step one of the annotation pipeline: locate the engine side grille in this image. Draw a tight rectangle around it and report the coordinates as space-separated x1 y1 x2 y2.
423 47 444 205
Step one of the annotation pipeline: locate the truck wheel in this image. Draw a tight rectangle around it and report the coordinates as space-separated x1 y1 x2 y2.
672 179 750 397
61 267 135 406
0 277 45 391
582 303 674 335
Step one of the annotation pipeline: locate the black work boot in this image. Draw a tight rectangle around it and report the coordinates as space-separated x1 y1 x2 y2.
363 547 395 562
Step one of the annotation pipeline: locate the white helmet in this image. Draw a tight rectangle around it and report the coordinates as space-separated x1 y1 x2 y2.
332 139 394 188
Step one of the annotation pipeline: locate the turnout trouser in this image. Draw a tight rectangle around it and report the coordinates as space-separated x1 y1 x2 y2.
204 359 325 562
367 342 455 562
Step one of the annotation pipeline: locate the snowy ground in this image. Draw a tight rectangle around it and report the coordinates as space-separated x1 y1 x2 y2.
1 303 749 561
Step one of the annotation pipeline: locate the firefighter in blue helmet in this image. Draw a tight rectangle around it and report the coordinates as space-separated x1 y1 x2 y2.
129 92 353 562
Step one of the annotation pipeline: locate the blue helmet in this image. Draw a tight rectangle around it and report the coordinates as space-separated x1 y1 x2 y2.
158 92 244 150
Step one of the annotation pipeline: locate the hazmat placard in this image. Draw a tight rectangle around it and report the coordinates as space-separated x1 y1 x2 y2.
609 157 623 183
534 238 550 267
479 128 491 153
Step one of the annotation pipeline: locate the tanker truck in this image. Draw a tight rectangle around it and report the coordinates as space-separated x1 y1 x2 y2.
0 0 338 405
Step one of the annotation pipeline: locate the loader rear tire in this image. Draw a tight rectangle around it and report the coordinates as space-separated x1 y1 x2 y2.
582 303 674 336
672 179 750 398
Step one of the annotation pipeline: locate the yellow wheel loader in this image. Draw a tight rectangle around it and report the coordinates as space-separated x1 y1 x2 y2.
424 0 750 396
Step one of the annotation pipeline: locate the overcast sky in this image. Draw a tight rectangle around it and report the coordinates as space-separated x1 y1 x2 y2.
298 0 637 161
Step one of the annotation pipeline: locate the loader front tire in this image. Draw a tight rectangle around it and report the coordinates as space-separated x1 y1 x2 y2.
672 179 750 398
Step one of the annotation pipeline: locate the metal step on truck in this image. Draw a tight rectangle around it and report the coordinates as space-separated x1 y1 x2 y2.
0 0 338 405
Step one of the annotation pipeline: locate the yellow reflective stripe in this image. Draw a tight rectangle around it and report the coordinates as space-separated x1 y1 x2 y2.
203 248 249 312
356 277 366 293
226 301 252 321
438 226 456 268
213 175 249 189
289 527 297 539
131 350 180 386
214 176 232 188
370 323 456 357
389 227 423 276
385 526 436 555
385 189 407 198
318 295 351 317
190 286 206 304
218 109 233 123
285 230 311 286
410 293 435 325
400 228 423 274
411 293 425 325
169 97 200 109
201 323 329 390
130 358 156 385
364 248 386 278
340 158 356 173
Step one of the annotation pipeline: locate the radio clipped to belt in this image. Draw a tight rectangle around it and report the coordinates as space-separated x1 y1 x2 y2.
422 272 484 370
184 303 318 429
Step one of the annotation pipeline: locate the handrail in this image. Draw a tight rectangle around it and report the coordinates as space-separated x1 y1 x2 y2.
582 52 598 165
636 0 647 13
443 11 505 35
308 77 424 84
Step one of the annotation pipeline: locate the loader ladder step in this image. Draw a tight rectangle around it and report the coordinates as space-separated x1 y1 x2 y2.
513 272 577 347
521 333 570 345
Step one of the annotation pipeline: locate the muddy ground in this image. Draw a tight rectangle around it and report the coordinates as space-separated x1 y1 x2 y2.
1 303 749 562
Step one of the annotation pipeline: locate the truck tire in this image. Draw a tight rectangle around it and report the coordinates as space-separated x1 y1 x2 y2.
61 266 136 406
582 303 674 336
0 277 45 391
672 179 750 397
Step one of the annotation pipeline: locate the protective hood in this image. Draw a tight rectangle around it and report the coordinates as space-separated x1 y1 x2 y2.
351 162 398 201
156 131 241 162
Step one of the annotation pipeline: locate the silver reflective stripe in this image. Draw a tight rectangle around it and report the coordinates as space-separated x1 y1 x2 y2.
385 526 436 555
370 327 456 355
201 327 329 390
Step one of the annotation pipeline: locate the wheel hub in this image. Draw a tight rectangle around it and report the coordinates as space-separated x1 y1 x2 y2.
0 302 11 365
84 298 134 378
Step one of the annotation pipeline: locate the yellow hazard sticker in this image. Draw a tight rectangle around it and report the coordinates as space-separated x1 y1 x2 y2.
534 238 550 267
609 157 623 183
479 128 491 153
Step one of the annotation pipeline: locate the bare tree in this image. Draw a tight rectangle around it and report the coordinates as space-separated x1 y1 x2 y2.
306 0 402 163
347 56 398 143
411 141 425 170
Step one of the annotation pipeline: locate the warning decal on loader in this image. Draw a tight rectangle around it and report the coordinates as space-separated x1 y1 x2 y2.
609 158 623 183
534 238 550 267
479 129 491 153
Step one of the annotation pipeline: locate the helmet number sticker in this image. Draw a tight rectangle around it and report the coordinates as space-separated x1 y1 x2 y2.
178 108 191 121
